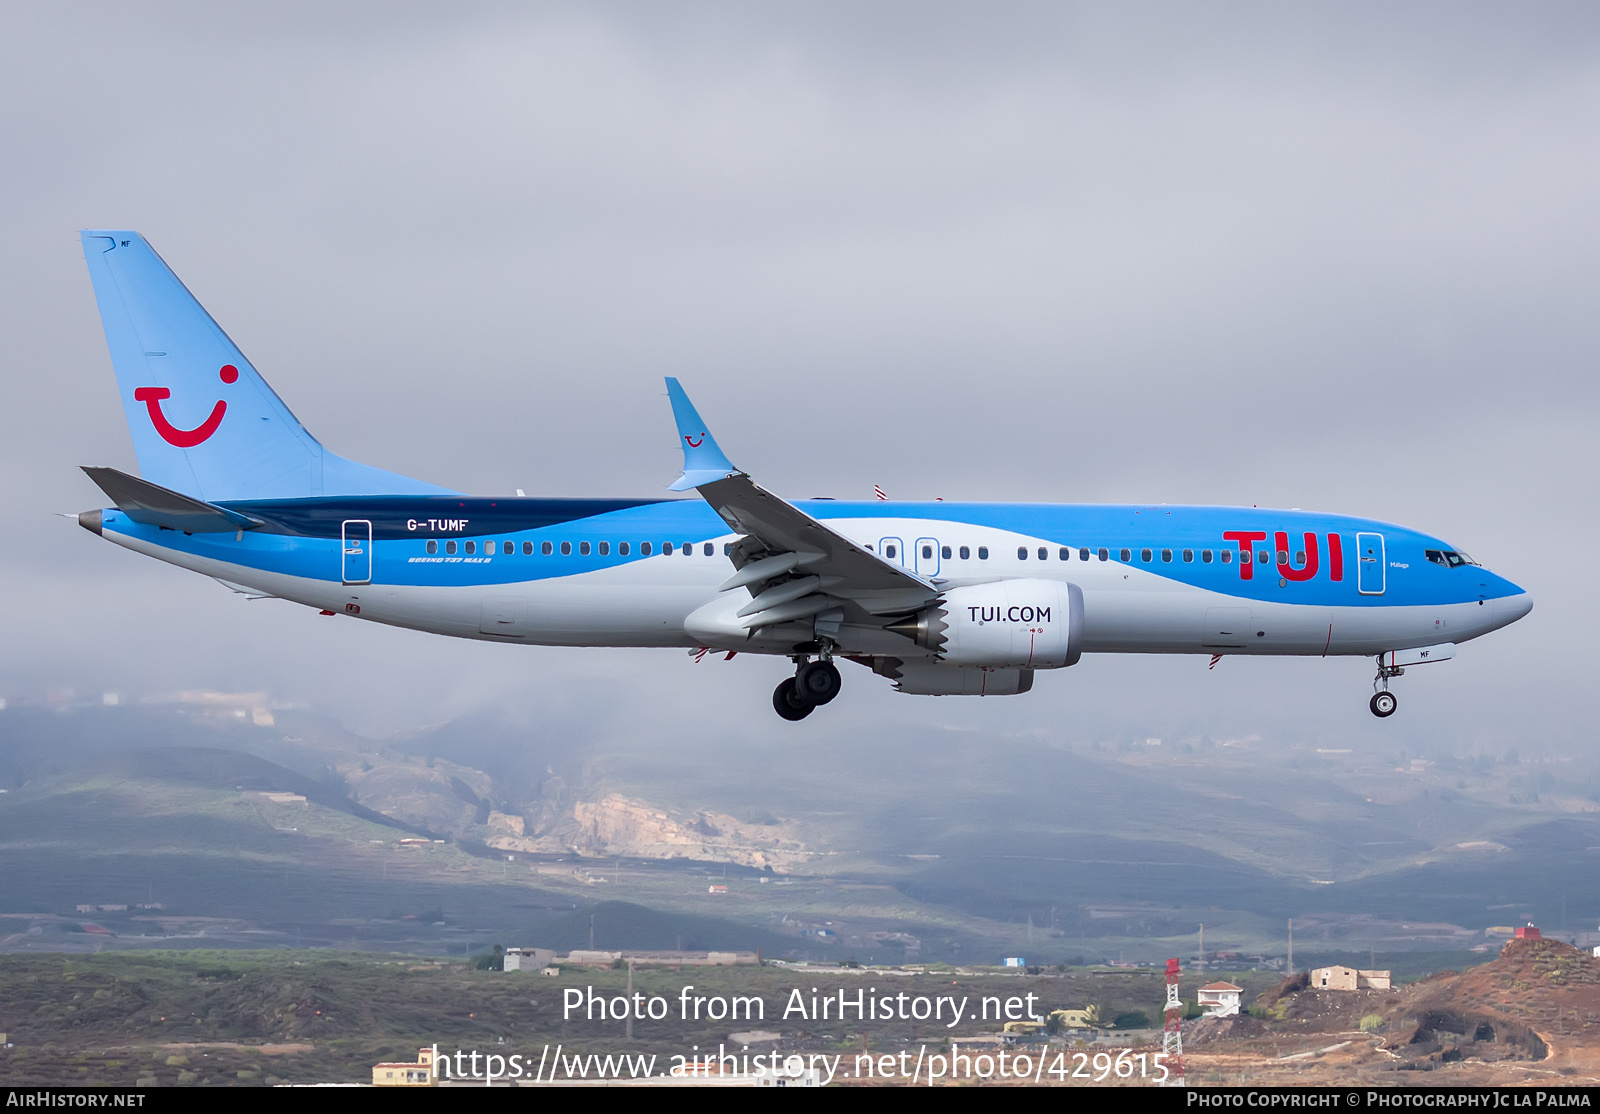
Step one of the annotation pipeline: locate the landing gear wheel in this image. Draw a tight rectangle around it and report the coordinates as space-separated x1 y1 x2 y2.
1370 691 1398 718
796 660 842 706
773 678 814 721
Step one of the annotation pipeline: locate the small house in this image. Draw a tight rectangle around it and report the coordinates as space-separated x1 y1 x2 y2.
373 1047 435 1087
1197 981 1242 1018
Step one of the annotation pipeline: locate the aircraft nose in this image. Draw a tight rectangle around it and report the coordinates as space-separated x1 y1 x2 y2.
1495 591 1533 625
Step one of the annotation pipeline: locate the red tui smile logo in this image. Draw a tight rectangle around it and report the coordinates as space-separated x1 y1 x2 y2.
134 364 238 447
684 432 705 448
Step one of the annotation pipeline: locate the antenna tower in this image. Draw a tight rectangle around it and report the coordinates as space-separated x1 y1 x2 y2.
1162 957 1186 1087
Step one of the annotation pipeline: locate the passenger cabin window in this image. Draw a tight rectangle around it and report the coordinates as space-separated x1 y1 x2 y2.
465 541 476 555
541 541 553 555
446 540 457 555
1017 547 1028 560
619 542 630 556
1201 549 1211 563
942 546 952 559
580 541 591 556
1161 549 1172 562
1276 549 1288 563
723 544 733 555
1141 548 1152 562
1080 547 1090 561
1295 550 1305 564
426 540 437 554
560 541 572 556
959 546 970 559
1221 550 1232 563
504 541 513 555
922 545 933 559
1120 548 1131 562
1258 550 1270 563
683 543 693 556
1059 547 1071 561
641 542 652 556
1182 549 1193 562
704 543 714 556
1097 548 1108 561
885 544 897 558
663 542 674 555
598 541 609 556
1037 547 1048 561
523 541 533 555
978 546 989 560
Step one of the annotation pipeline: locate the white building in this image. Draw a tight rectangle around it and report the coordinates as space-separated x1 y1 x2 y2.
503 947 555 971
1197 981 1243 1018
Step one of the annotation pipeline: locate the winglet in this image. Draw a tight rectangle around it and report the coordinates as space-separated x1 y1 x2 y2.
664 378 739 491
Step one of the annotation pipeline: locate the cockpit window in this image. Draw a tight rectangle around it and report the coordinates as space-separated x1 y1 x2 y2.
1426 549 1478 568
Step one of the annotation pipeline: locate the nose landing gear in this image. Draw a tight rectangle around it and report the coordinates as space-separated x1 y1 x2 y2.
771 653 842 720
1370 656 1403 718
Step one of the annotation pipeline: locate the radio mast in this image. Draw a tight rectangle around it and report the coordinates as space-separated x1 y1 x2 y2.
1162 957 1186 1087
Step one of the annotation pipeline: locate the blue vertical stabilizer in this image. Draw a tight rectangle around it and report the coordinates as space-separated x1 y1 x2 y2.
79 231 454 501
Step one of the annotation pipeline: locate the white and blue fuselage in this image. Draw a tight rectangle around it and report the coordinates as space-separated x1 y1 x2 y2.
89 496 1528 656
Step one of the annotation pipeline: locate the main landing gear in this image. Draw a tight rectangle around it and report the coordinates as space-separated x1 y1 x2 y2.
1370 655 1402 718
772 655 842 721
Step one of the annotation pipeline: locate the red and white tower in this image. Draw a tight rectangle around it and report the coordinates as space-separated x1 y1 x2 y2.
1162 957 1186 1087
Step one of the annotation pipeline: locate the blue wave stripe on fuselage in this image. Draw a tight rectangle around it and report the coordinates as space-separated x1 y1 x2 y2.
216 495 676 539
102 498 1524 606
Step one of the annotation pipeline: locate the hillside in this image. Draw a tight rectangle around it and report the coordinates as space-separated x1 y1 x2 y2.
6 701 1600 969
1185 937 1600 1085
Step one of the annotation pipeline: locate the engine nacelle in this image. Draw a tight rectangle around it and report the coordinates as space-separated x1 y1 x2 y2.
889 579 1083 669
879 659 1035 696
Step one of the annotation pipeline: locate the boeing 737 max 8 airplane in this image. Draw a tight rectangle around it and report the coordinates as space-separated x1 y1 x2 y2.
74 231 1532 720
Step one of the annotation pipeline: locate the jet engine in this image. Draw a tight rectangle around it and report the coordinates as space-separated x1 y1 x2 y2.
887 579 1083 669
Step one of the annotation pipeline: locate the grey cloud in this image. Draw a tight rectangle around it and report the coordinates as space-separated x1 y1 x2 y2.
0 4 1591 744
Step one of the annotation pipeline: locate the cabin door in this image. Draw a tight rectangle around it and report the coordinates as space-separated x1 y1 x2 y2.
341 519 372 585
1356 532 1385 595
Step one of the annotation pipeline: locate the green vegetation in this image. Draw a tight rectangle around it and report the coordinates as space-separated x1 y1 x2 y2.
0 950 1261 1085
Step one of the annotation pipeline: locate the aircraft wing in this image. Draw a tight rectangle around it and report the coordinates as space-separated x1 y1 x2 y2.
664 379 937 631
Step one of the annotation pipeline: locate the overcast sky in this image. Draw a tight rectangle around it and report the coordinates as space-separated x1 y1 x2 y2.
2 3 1595 752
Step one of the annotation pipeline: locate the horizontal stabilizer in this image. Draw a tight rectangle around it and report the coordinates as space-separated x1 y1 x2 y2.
82 466 263 533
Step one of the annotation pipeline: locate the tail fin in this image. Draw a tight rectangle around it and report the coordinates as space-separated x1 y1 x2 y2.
79 231 452 501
